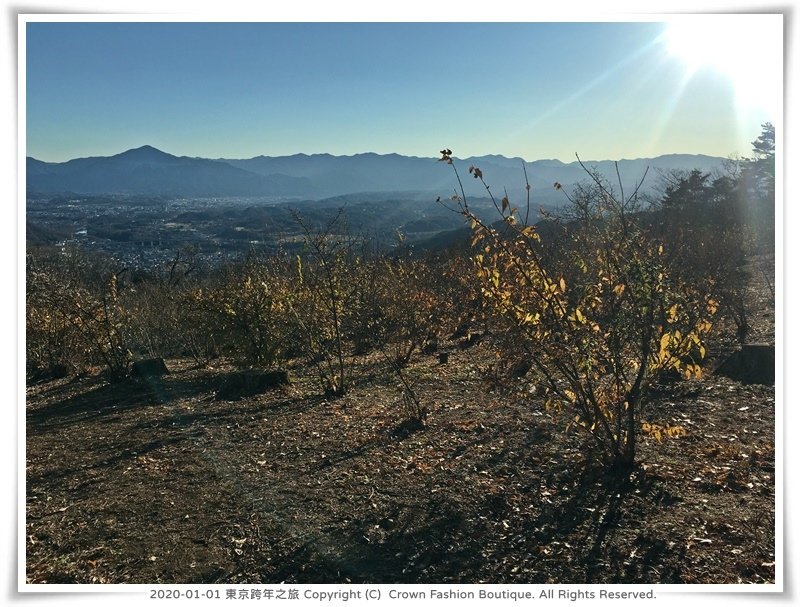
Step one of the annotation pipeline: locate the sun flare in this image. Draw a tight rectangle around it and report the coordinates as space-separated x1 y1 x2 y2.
664 16 781 115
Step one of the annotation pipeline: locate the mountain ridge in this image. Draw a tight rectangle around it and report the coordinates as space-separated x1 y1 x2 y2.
27 145 729 202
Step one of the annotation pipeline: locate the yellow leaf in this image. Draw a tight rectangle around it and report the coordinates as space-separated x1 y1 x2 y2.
575 308 584 323
697 320 713 334
667 304 679 323
524 312 540 324
559 277 566 292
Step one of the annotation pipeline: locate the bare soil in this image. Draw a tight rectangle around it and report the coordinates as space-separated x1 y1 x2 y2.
25 256 776 585
25 362 775 584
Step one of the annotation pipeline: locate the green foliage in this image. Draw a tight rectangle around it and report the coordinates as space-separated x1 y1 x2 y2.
751 122 776 161
652 143 768 343
740 122 776 245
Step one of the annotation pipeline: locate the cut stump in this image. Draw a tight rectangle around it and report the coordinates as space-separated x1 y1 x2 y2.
131 358 169 378
715 344 775 385
215 370 290 401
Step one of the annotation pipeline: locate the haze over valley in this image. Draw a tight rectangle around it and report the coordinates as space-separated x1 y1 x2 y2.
26 144 730 268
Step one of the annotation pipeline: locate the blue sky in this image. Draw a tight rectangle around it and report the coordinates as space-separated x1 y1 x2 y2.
25 19 782 162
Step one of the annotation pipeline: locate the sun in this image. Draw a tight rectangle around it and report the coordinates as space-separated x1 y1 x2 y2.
664 16 781 115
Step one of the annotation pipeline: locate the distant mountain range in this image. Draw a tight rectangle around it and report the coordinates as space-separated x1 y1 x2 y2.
27 146 315 198
27 145 729 203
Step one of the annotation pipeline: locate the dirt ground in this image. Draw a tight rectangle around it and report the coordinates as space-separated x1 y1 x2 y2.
25 256 776 585
25 359 774 584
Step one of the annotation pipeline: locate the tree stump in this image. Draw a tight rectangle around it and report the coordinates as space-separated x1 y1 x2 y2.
422 339 439 355
510 360 532 378
215 370 290 400
131 358 169 378
458 332 483 349
715 343 775 385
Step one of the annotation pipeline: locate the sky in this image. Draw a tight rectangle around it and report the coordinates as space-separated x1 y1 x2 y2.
24 18 782 163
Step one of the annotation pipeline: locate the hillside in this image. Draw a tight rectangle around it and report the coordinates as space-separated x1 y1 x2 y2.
25 257 775 584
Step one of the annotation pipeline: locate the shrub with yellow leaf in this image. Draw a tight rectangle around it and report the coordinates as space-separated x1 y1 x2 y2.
440 153 716 470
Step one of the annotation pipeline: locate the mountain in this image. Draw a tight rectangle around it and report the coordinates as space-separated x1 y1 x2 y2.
221 152 455 200
27 146 728 202
26 145 316 198
221 151 727 203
